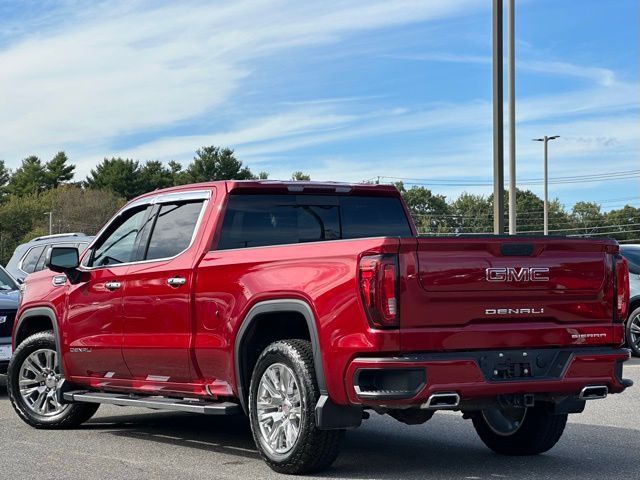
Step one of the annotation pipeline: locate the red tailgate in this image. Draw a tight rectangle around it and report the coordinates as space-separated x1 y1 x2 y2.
399 237 618 352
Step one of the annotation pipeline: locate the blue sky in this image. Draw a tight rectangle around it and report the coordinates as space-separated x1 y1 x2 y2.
0 0 638 211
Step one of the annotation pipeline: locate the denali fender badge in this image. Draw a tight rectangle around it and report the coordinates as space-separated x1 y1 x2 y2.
69 347 92 353
486 267 550 282
486 308 544 315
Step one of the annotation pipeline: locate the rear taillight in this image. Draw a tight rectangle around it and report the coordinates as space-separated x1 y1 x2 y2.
359 254 399 328
615 254 630 322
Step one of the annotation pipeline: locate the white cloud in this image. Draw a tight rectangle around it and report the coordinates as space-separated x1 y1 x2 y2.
389 53 617 86
0 0 484 168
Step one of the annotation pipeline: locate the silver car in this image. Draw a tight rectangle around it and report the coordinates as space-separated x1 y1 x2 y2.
5 233 93 283
620 244 640 356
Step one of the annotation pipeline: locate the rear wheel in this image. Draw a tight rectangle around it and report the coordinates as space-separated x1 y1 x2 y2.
248 339 345 474
626 307 640 357
7 331 99 428
472 405 567 455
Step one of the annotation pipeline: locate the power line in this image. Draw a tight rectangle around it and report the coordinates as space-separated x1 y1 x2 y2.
374 169 640 187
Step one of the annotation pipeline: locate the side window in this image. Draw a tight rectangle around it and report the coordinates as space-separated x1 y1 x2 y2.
34 246 52 272
89 207 149 267
145 202 203 260
20 246 46 273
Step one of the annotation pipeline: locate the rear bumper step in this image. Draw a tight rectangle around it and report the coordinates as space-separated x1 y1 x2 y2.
63 391 241 415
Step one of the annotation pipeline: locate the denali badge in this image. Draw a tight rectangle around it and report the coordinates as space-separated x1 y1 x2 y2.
486 308 544 315
486 267 550 282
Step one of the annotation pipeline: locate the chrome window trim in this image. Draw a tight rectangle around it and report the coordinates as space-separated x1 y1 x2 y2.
80 196 209 272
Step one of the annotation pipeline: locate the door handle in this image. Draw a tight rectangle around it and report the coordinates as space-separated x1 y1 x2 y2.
167 277 186 287
105 281 122 291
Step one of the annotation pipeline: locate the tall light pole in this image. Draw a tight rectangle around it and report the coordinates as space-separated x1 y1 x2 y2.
507 0 516 235
45 211 53 235
492 0 505 234
532 135 559 235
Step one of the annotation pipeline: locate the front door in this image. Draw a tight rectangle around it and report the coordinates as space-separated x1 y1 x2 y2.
64 205 152 381
122 199 206 385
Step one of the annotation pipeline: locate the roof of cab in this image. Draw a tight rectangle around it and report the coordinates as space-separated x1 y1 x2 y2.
129 180 400 203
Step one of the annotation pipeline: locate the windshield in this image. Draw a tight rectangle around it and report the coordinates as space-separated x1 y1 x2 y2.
0 268 18 291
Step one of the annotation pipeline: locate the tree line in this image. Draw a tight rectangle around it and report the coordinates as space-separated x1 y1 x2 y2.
0 145 636 265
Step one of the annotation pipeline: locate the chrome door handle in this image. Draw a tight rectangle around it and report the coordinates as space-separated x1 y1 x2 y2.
167 277 186 287
105 281 122 291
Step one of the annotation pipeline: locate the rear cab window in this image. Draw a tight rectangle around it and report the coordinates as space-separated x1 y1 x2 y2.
216 194 412 250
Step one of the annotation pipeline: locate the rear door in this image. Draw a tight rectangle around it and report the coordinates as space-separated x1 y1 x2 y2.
121 193 209 384
400 237 615 352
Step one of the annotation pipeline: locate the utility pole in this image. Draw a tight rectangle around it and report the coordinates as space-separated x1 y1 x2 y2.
492 0 505 234
532 136 559 235
507 0 516 234
45 211 52 235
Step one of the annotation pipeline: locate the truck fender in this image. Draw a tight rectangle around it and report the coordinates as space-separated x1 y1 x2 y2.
14 307 65 375
233 299 362 429
234 299 326 407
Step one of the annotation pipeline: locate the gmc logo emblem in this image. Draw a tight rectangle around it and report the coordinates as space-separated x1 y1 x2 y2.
486 267 550 282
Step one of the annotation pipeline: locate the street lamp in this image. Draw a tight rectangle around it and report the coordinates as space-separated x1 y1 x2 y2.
532 135 560 235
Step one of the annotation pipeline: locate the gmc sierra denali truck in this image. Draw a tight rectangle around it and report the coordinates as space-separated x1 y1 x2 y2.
8 181 633 474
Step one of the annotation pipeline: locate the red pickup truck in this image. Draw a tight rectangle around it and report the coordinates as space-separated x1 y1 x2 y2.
8 181 632 474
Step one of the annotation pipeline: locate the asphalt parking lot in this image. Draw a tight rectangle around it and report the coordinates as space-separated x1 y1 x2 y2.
1 358 639 480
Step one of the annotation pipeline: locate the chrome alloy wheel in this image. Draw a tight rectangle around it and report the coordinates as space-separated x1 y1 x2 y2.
19 348 68 417
481 407 527 436
256 363 303 455
629 313 640 349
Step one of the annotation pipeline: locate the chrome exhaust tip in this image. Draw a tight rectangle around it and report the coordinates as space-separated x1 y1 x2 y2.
421 392 460 410
579 385 608 400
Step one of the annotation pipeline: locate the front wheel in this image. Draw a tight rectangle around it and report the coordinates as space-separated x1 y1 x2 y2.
248 339 345 474
472 405 568 455
7 331 99 429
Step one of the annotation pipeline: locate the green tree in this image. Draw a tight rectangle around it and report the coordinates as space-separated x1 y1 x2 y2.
257 171 269 180
44 185 126 235
168 160 186 185
45 151 75 189
450 192 492 233
571 201 603 235
85 158 142 199
184 146 254 183
396 182 451 233
291 171 310 181
0 193 49 264
5 156 47 196
603 205 640 241
139 160 174 192
0 160 10 200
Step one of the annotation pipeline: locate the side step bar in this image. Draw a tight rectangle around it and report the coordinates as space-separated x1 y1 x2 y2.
64 391 241 415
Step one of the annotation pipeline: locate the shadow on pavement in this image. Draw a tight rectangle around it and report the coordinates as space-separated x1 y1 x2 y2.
87 411 259 460
83 409 639 479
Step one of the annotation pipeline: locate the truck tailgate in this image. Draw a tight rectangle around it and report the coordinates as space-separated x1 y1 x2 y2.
399 237 617 352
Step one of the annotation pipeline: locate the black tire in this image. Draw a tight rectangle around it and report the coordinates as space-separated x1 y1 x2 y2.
625 306 640 357
472 405 567 455
248 339 345 474
7 331 99 429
